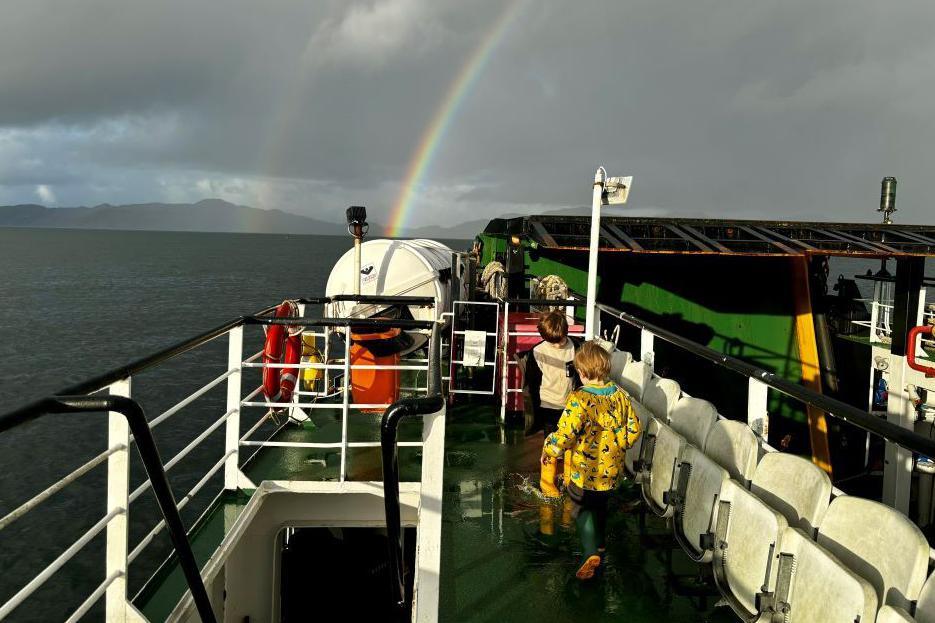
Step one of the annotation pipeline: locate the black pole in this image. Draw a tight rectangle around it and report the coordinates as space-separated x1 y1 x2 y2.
0 396 218 623
594 302 935 458
890 257 925 358
380 324 444 620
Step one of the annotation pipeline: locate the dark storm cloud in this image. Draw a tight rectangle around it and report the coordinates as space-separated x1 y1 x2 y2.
1 0 934 226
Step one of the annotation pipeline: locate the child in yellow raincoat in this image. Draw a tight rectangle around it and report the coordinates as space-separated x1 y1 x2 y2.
541 341 641 580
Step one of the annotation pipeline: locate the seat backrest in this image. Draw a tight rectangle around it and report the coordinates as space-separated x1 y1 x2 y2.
669 397 717 449
817 496 929 611
716 479 788 616
641 419 683 517
618 360 651 402
675 445 728 558
751 452 831 534
780 527 878 623
914 571 935 623
609 350 633 386
643 377 681 420
624 400 652 476
704 420 759 484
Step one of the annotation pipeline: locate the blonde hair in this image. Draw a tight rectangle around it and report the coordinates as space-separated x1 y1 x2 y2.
574 341 611 380
537 310 568 344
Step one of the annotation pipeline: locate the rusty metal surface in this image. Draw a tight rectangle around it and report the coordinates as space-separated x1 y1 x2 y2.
488 215 935 257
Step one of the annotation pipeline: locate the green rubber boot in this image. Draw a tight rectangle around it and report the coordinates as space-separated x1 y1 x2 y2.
575 509 602 580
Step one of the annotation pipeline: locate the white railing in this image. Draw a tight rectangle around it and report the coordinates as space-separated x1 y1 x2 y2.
0 297 437 621
237 313 433 483
0 359 240 622
498 299 586 423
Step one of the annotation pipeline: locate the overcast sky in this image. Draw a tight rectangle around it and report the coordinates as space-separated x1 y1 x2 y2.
1 0 934 227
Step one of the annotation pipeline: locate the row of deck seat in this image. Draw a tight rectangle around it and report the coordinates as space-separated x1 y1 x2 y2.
610 350 935 623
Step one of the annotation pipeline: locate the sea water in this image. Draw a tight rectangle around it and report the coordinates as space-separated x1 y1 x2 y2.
0 227 464 622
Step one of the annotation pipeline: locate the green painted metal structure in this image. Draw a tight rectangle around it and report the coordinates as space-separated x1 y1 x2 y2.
477 231 818 457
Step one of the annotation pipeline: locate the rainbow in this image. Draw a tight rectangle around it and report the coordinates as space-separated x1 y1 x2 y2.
385 0 527 237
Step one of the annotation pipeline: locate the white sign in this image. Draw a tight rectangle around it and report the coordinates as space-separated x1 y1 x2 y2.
463 330 487 367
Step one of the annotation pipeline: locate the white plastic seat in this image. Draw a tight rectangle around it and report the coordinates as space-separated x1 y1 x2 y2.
671 444 728 562
624 400 652 478
770 527 878 623
618 360 651 402
668 397 718 449
915 571 935 623
877 606 915 622
884 575 935 623
703 419 759 485
817 496 929 612
711 479 789 618
643 377 681 421
751 452 831 534
639 418 683 517
609 350 633 387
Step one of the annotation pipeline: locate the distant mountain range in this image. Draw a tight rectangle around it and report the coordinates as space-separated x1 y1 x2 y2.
0 199 649 240
0 199 493 239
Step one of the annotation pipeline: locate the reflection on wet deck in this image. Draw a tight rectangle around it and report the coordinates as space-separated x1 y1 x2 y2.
439 403 736 623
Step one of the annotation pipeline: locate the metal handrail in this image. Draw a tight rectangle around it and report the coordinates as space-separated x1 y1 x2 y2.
64 571 124 623
0 302 278 422
595 301 935 458
244 316 436 330
0 443 125 532
0 507 125 620
0 293 442 621
128 451 234 564
128 408 235 504
380 321 445 621
0 395 218 623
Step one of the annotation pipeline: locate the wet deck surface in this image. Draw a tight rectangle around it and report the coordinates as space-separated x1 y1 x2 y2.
137 401 736 622
439 402 735 623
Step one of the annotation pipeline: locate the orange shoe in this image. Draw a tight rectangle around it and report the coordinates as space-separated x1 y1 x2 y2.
575 555 602 580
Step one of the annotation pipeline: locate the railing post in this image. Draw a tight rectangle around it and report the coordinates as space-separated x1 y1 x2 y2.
500 300 510 423
640 329 655 372
224 326 243 490
870 280 882 342
105 377 136 621
748 378 769 441
340 330 351 482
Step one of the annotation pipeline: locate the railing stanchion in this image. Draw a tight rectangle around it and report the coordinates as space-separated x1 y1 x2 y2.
340 329 351 482
224 326 243 491
500 300 510 423
104 378 138 622
748 378 769 441
640 328 655 372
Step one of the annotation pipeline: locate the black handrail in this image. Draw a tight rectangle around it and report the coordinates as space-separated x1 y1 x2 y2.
595 302 935 458
1 303 279 422
504 298 586 307
296 295 437 305
0 396 218 623
245 316 436 330
380 322 444 620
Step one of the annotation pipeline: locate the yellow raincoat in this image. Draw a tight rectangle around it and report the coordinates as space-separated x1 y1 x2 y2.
543 381 641 492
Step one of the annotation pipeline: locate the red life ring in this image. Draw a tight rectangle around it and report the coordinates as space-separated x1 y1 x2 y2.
262 301 301 403
279 334 301 403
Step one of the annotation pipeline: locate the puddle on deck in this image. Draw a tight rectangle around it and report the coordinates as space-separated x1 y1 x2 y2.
439 403 736 623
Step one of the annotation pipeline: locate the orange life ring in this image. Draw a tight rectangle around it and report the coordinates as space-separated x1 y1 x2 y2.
279 334 301 402
262 301 300 403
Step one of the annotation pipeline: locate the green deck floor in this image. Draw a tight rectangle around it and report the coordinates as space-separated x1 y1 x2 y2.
438 403 734 623
136 402 736 622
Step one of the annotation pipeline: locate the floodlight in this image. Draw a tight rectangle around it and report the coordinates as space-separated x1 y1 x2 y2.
603 176 632 205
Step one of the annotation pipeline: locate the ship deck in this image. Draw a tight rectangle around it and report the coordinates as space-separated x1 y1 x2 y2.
136 401 733 622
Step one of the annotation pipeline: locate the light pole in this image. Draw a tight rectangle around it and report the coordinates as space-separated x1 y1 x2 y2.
584 168 631 338
346 206 368 295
